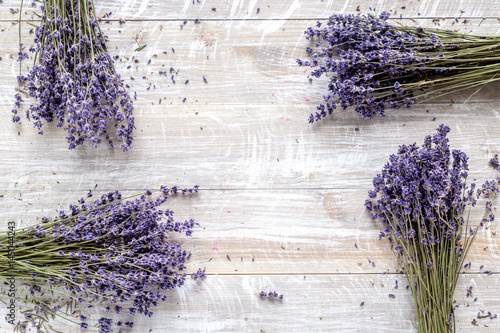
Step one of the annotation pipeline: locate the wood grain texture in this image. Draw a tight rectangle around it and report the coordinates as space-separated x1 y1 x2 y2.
1 104 499 189
3 19 500 108
4 0 500 20
0 0 499 332
0 189 498 275
7 275 498 333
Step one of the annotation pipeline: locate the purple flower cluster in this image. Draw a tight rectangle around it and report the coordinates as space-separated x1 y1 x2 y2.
490 154 500 172
9 185 202 333
365 124 499 331
13 1 134 150
297 12 448 122
259 291 283 299
366 124 498 243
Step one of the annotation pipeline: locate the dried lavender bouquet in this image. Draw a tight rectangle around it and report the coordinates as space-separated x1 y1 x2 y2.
365 125 498 332
298 12 500 122
13 0 134 151
0 185 205 333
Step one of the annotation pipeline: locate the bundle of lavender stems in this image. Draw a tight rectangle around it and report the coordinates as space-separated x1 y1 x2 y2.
366 124 499 332
0 185 205 333
13 0 134 150
298 12 500 122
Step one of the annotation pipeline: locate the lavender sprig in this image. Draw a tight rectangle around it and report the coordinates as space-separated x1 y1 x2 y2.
298 12 500 122
365 124 499 332
13 0 134 151
0 185 202 333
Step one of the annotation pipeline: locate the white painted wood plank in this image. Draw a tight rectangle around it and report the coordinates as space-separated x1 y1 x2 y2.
0 274 498 332
1 104 499 189
4 0 500 21
0 189 498 274
2 19 500 110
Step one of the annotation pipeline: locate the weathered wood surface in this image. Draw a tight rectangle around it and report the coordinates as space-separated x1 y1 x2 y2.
0 0 499 332
1 104 499 190
2 19 500 109
0 189 498 276
0 274 497 332
3 0 500 20
16 274 498 333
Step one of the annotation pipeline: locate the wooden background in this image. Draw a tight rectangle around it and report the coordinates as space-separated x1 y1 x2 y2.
0 0 499 332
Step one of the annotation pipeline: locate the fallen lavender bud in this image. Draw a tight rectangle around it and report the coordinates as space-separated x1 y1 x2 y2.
259 291 283 299
192 268 207 280
490 154 500 171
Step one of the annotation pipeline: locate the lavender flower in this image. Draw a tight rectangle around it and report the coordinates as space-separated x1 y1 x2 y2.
1 185 203 333
298 12 500 122
13 1 135 151
259 291 283 299
490 154 500 172
366 124 499 332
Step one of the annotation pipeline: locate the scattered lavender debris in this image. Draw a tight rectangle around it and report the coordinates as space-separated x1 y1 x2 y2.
192 268 207 280
490 154 500 171
259 291 283 299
